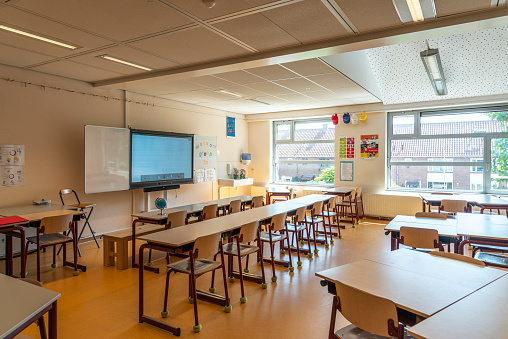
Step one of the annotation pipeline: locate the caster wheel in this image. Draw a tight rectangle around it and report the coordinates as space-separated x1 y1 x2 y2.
271 276 277 282
51 263 58 268
166 267 171 273
352 225 356 228
146 262 152 267
314 249 319 254
297 260 303 266
315 232 320 236
261 283 268 289
73 271 79 276
280 250 286 254
228 277 235 283
300 240 305 245
161 310 169 318
209 287 216 293
330 239 335 244
339 235 342 239
193 324 202 333
188 297 194 304
320 279 328 287
468 245 474 250
363 217 367 220
325 244 329 249
224 305 232 313
289 267 294 272
308 253 313 259
240 296 247 303
244 269 250 273
257 261 262 266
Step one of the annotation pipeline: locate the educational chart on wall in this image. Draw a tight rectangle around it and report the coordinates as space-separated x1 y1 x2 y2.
193 135 217 183
226 117 235 138
360 135 379 159
340 161 354 181
0 145 24 187
338 136 355 158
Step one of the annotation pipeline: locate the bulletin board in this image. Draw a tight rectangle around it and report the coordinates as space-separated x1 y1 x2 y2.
193 135 217 183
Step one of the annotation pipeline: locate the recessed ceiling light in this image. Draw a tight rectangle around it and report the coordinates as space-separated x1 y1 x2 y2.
97 55 153 71
406 0 424 21
0 24 79 49
392 0 436 23
217 89 244 98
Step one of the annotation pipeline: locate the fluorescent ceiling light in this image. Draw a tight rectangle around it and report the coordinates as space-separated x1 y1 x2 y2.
217 89 244 98
0 24 79 49
420 49 447 96
392 0 436 23
406 0 424 21
97 55 152 71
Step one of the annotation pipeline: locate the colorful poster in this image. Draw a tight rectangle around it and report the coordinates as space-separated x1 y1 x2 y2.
338 136 355 159
1 166 24 187
226 117 235 138
360 135 379 159
0 145 24 187
193 136 217 183
340 161 354 181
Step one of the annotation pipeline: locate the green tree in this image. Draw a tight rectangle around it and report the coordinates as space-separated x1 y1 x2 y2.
488 112 508 189
313 167 334 184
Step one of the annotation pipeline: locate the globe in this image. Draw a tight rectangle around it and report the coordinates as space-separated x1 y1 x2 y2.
155 197 167 215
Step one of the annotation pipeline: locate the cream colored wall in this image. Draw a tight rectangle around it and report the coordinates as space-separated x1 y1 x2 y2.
0 65 249 244
247 121 271 185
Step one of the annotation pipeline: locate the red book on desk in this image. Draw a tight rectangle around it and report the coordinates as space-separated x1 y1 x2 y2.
0 216 29 226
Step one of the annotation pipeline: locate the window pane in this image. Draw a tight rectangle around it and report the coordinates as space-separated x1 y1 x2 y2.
294 121 334 141
390 138 483 162
392 115 414 135
389 165 483 191
421 112 508 135
275 163 334 183
491 138 508 191
276 123 290 141
276 143 334 161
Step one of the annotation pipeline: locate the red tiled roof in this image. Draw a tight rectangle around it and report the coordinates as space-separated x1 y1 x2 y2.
391 138 484 157
277 143 334 159
394 120 507 135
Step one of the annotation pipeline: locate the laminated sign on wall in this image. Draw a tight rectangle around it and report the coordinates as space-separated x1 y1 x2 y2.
193 135 217 183
0 145 25 187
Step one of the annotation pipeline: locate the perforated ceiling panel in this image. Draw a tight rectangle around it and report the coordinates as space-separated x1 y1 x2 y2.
366 27 508 105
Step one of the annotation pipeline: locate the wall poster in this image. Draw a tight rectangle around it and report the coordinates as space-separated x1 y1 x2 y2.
340 161 354 181
226 117 235 138
193 135 217 183
360 135 379 159
0 145 24 187
338 136 355 159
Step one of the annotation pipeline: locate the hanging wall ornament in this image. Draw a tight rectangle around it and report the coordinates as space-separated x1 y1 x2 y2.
331 113 339 125
351 113 359 125
343 112 350 124
359 111 367 123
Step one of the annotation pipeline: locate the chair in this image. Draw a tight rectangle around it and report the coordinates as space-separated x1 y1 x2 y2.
330 281 410 339
272 187 294 203
25 215 80 281
415 212 447 219
305 200 326 255
324 196 341 240
285 206 309 266
429 251 485 267
250 196 264 208
398 226 444 251
147 210 188 266
228 199 242 214
199 204 218 221
474 252 508 269
161 232 230 333
355 187 366 220
223 220 267 302
439 199 468 214
59 188 98 248
259 212 293 282
336 189 357 226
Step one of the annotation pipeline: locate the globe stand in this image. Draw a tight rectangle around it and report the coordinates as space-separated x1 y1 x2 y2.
155 197 167 216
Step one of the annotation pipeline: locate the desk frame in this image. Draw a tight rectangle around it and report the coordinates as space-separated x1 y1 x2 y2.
1 226 26 278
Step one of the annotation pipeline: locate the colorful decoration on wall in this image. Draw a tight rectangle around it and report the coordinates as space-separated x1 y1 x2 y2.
343 113 350 124
226 117 235 138
360 135 379 159
338 136 355 159
340 161 354 181
331 113 339 125
359 111 367 123
193 135 217 183
0 145 24 187
351 113 359 125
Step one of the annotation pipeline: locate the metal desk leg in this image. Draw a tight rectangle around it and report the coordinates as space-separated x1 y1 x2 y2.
131 218 159 273
48 300 57 339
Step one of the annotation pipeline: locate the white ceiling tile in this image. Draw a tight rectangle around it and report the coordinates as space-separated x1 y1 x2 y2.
186 75 236 89
303 90 342 101
251 96 291 105
159 91 218 103
244 81 297 95
165 0 253 21
213 70 265 84
0 43 54 67
319 98 356 106
245 65 299 81
135 81 208 96
219 85 267 98
349 96 382 104
275 93 318 104
31 60 124 82
273 77 324 92
281 58 337 76
306 73 356 89
200 99 250 109
332 86 372 98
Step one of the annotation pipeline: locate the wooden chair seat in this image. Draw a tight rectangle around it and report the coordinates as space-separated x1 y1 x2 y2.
222 242 259 256
168 258 221 275
27 233 72 247
286 222 306 232
474 252 508 268
69 203 96 209
259 231 287 242
305 216 323 223
336 324 416 339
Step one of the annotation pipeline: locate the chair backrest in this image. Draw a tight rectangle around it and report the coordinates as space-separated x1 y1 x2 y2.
166 210 187 229
239 220 259 243
202 204 218 220
40 214 74 234
415 212 447 220
271 212 287 232
312 200 324 215
288 187 294 199
440 199 467 213
400 226 440 249
336 281 400 337
356 187 362 198
294 206 307 223
229 199 242 214
59 188 80 205
327 196 337 210
429 251 486 267
251 196 264 208
193 232 221 259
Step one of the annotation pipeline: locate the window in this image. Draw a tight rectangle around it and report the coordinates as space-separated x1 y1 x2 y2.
388 107 508 193
273 119 334 184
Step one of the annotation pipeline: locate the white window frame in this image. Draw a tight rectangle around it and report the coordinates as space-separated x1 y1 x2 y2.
273 119 334 185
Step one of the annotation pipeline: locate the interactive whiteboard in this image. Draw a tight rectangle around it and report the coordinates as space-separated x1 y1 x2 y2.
84 125 130 193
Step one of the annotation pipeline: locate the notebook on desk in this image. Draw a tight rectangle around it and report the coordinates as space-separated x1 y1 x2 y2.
0 216 29 226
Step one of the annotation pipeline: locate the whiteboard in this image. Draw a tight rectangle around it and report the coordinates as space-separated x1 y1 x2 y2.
85 125 130 193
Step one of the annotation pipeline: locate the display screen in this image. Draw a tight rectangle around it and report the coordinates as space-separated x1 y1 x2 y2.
130 129 193 188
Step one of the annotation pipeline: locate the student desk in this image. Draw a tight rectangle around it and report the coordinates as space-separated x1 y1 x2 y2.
420 194 508 212
130 196 254 270
408 275 508 339
321 187 356 196
316 250 507 336
0 274 60 339
456 212 508 254
137 201 307 336
0 205 84 278
265 187 290 205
